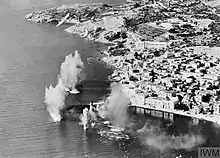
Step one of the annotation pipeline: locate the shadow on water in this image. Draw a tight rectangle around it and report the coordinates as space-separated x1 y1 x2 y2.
65 80 111 107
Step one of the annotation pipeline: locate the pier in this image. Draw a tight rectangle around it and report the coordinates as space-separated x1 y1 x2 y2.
130 105 175 121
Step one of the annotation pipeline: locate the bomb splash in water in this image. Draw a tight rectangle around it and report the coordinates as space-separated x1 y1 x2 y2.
44 50 85 122
104 83 130 129
80 107 89 131
79 83 130 132
60 50 85 94
95 83 130 129
45 78 67 122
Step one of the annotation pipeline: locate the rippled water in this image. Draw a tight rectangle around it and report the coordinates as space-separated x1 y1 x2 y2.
0 0 220 158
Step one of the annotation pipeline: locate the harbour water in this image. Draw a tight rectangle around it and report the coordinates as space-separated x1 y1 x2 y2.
0 0 220 158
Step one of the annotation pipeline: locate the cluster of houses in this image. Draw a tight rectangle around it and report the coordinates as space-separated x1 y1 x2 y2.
99 0 220 118
108 43 220 116
90 0 220 118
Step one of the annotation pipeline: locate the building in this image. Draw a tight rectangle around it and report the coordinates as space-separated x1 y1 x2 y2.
135 41 170 50
159 89 173 99
163 100 176 110
213 103 220 114
124 87 145 106
145 97 176 110
199 77 215 85
131 93 145 106
142 81 164 92
161 77 173 88
192 105 200 115
145 97 164 109
201 102 210 112
164 51 174 58
204 74 220 81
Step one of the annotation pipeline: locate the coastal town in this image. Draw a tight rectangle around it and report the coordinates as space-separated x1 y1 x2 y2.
26 0 220 123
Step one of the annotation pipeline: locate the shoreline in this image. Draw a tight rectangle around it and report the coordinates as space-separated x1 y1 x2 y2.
25 0 220 125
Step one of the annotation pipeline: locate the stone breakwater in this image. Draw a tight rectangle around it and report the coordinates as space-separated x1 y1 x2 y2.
26 0 220 124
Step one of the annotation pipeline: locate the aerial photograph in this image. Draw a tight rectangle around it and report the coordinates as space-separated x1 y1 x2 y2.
1 0 220 157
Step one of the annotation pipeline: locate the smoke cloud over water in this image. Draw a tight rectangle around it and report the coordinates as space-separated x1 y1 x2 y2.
101 83 130 129
44 50 85 122
137 121 205 151
60 50 85 93
45 78 67 122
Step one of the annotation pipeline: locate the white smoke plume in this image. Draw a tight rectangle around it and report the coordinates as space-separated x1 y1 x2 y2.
80 107 89 131
101 83 130 129
60 50 85 93
137 121 205 151
79 103 98 131
44 78 67 122
44 50 85 122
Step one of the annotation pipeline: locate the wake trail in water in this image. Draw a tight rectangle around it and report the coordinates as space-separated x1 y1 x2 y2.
44 50 85 122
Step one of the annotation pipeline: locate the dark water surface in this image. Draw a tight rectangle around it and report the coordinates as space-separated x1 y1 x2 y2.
0 0 220 158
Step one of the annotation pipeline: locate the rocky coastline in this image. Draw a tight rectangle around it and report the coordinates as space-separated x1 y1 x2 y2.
26 0 220 124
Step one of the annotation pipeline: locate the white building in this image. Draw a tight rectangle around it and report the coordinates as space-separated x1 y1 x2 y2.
145 97 176 110
213 103 220 114
135 41 170 50
163 100 175 110
145 97 164 109
123 86 145 106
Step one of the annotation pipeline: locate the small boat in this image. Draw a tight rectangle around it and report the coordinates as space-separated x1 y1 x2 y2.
69 88 80 94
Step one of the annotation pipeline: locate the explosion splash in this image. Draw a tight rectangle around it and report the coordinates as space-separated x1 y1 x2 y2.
60 50 85 94
79 83 130 132
44 50 85 122
80 107 89 131
103 83 130 129
44 78 67 122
